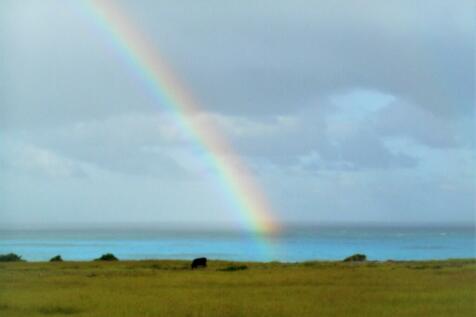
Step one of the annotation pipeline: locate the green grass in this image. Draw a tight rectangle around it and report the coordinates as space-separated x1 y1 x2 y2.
0 259 475 316
217 264 248 271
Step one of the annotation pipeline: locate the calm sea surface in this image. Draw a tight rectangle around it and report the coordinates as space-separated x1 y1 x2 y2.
0 225 474 262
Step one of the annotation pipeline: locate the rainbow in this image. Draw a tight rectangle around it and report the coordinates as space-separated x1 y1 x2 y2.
79 0 279 235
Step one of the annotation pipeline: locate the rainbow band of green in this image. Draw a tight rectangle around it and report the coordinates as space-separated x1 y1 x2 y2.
79 0 279 236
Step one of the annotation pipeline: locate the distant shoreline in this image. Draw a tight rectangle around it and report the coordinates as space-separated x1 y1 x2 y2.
2 256 475 264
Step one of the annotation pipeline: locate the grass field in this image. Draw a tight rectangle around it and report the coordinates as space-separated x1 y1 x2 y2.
1 259 475 316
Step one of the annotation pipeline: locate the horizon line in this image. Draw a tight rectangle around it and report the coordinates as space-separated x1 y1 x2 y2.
1 220 474 231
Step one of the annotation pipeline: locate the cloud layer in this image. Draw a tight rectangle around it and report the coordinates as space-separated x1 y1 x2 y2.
0 0 474 226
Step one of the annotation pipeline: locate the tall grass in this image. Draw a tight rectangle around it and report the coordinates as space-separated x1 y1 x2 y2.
0 259 474 317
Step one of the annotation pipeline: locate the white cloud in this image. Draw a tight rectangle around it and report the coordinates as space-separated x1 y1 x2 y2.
0 140 87 178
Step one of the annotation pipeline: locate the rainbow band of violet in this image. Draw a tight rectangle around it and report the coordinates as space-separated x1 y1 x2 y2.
81 0 279 236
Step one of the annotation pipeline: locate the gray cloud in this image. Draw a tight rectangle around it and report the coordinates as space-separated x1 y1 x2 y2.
128 0 474 117
0 0 474 225
1 0 473 124
3 114 198 179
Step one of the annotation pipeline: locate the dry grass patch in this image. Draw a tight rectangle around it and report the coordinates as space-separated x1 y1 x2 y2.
0 259 474 317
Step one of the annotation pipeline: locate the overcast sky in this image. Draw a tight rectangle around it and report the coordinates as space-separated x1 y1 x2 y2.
0 0 474 228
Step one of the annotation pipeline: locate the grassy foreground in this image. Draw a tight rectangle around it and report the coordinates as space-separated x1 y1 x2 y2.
1 259 475 317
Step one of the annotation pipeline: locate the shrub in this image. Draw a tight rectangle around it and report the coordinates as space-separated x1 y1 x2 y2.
218 265 248 272
94 253 118 261
343 254 367 262
50 255 63 262
0 253 24 262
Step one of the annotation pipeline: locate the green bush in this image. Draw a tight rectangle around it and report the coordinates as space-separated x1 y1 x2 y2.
218 265 248 272
94 253 118 261
50 255 63 262
343 254 367 262
0 253 24 262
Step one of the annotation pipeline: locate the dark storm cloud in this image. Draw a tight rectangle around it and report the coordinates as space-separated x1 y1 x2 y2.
126 0 473 117
1 0 472 124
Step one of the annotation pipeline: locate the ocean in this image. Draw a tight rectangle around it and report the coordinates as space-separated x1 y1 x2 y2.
0 224 474 262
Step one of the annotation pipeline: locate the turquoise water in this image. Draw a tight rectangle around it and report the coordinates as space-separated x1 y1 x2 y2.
0 225 474 262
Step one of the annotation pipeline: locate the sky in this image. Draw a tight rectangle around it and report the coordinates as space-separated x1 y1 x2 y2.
0 0 474 228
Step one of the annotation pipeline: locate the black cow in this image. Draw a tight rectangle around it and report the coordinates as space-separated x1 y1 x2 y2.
191 257 207 269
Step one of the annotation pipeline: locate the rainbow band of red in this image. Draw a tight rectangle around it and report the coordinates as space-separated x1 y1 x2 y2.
81 0 279 234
